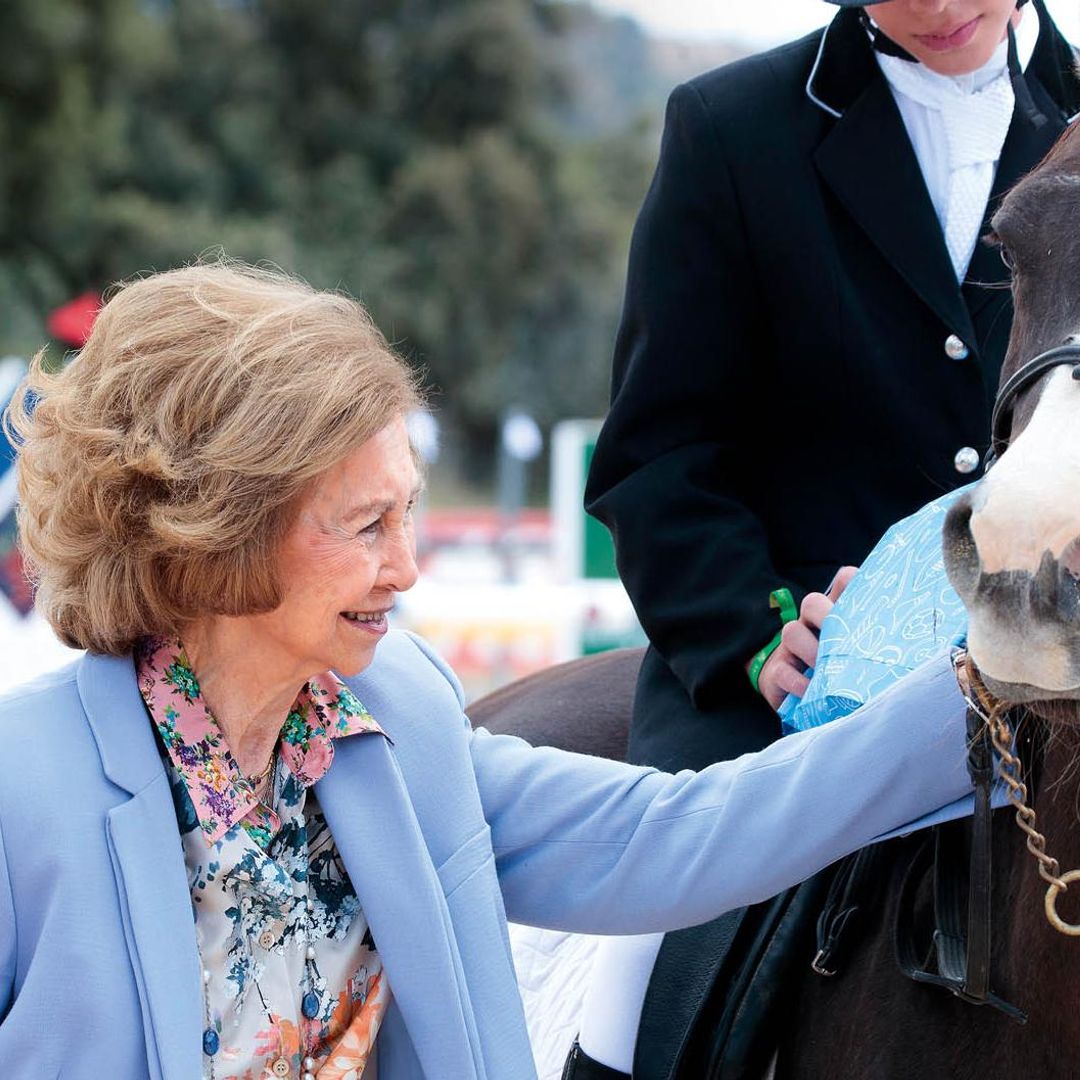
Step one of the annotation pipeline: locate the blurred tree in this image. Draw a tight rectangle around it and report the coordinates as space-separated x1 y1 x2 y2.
0 0 660 477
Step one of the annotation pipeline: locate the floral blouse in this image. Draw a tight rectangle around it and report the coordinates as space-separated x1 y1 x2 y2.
137 637 392 1080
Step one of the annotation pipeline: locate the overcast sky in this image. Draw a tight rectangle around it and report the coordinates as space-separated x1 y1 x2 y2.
591 0 1079 49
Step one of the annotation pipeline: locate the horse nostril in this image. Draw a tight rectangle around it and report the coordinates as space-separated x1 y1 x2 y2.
1063 571 1080 623
1062 536 1080 580
1033 550 1060 616
1030 548 1080 623
943 494 980 600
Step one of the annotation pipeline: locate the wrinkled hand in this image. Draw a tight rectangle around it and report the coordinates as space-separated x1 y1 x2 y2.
754 566 858 712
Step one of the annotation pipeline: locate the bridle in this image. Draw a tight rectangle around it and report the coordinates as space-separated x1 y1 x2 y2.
986 343 1080 469
891 344 1080 1024
810 344 1080 1021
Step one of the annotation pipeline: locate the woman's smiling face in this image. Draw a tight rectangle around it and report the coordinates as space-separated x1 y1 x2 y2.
248 415 422 680
871 0 1020 76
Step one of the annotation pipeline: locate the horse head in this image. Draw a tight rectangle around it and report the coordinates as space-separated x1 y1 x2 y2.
944 122 1080 711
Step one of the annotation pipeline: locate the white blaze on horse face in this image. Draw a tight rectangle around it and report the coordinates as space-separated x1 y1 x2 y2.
971 366 1080 574
965 365 1080 691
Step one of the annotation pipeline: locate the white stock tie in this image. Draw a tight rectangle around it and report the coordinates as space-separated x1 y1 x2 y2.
940 77 1015 279
879 51 1016 281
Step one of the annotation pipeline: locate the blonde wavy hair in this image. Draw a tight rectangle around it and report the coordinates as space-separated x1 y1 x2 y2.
7 261 423 656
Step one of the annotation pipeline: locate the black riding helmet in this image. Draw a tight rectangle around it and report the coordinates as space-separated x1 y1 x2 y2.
821 0 1044 127
822 0 1027 6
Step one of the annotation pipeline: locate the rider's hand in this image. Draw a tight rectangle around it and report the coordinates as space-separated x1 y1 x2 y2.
753 566 858 712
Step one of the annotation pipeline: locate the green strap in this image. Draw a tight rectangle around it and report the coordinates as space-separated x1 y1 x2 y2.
769 587 798 624
747 588 798 693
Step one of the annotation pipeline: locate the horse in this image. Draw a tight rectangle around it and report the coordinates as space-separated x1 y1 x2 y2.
467 121 1080 1079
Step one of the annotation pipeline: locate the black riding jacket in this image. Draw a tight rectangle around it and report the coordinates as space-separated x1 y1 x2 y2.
586 1 1080 771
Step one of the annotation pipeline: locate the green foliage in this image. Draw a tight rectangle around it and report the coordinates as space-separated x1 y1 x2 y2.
0 0 658 466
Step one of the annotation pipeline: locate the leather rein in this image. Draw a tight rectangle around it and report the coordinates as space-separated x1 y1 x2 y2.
893 659 1026 1022
986 342 1080 469
818 344 1080 1024
904 343 1080 1022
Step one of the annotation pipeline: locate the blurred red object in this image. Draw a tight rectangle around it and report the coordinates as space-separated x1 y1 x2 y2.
421 508 550 545
47 291 101 347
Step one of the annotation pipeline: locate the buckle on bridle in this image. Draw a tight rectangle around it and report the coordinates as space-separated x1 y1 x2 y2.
810 949 837 977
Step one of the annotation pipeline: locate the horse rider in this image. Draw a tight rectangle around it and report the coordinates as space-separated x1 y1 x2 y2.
574 1 1080 1076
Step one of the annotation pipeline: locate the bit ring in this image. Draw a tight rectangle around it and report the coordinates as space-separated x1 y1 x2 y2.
1045 869 1080 936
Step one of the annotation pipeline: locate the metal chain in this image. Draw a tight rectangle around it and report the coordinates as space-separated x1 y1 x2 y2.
243 751 277 802
982 702 1066 891
956 652 1080 935
959 648 1080 937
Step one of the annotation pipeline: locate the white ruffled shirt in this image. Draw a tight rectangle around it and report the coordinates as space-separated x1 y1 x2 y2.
875 6 1039 280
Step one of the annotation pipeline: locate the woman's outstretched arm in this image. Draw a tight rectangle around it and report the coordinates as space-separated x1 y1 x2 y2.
469 651 968 933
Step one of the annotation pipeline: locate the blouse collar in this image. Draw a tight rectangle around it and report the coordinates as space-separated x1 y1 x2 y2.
136 635 385 845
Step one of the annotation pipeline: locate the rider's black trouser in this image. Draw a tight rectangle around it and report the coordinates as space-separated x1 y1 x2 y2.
628 647 781 773
562 1039 631 1080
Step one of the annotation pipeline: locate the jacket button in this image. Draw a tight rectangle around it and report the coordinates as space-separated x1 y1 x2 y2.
954 447 980 474
945 334 969 360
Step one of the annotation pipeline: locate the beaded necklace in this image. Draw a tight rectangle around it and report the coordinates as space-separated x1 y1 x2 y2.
197 760 325 1080
196 920 323 1080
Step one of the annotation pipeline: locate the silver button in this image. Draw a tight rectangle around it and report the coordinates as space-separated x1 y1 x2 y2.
945 334 969 361
954 447 980 474
258 929 276 949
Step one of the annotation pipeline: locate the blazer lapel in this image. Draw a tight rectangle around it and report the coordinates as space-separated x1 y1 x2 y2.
78 653 202 1080
814 76 975 348
317 732 484 1080
811 2 1080 357
107 787 203 1080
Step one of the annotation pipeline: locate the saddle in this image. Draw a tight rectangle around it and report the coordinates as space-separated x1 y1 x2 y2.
632 845 887 1080
631 879 821 1078
634 699 1040 1080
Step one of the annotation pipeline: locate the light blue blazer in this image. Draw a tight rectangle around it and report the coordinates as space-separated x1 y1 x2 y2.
0 631 971 1079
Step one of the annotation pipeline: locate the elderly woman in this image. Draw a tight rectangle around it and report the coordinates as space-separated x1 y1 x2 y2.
0 262 973 1080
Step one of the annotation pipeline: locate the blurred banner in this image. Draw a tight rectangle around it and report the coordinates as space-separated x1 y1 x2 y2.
395 418 645 702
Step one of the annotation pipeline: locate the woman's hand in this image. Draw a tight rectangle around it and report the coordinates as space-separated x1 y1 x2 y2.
755 566 858 711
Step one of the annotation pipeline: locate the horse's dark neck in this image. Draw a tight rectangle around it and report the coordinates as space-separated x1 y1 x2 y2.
784 716 1080 1080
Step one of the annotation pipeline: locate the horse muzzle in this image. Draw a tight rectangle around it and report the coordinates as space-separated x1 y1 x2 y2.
944 492 1080 701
